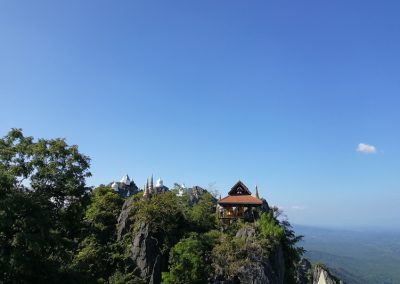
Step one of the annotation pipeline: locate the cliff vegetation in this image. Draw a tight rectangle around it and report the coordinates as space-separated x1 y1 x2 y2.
0 130 341 284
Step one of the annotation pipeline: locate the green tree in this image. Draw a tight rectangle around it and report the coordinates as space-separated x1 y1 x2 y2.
211 233 249 281
187 192 217 232
73 185 124 282
255 212 285 250
84 185 124 242
0 129 91 282
162 232 216 284
132 191 189 251
280 219 305 284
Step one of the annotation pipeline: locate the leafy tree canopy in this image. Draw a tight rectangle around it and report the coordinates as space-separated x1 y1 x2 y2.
0 129 306 284
0 129 91 282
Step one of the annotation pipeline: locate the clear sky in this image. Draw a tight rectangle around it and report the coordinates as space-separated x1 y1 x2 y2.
1 0 399 229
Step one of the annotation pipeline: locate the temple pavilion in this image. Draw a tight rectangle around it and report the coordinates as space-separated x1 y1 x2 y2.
217 181 263 221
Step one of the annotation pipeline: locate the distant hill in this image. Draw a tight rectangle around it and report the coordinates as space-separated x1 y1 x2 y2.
294 225 400 284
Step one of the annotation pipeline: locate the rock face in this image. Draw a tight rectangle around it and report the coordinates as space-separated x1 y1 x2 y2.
211 227 341 284
116 197 134 241
187 186 214 204
129 223 167 284
117 197 168 283
115 191 341 284
235 226 256 241
295 261 342 284
235 227 275 284
234 226 284 284
312 264 342 284
212 227 284 284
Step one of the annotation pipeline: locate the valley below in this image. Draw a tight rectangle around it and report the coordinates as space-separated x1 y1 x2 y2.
295 225 400 284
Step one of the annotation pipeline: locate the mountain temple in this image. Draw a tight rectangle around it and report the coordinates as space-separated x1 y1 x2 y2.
143 175 169 197
217 181 263 221
111 174 139 198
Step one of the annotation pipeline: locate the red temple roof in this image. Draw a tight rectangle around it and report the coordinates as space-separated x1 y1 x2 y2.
218 195 262 205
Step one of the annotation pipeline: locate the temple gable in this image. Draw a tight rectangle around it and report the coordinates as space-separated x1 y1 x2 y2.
228 180 252 196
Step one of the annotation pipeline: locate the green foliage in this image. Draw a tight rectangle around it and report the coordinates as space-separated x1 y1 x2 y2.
280 219 305 284
120 190 219 283
211 233 250 280
108 270 146 284
0 129 91 282
162 232 216 284
130 191 188 252
72 185 124 282
187 192 217 232
0 185 57 282
255 212 285 250
0 129 307 284
84 185 124 242
211 212 305 283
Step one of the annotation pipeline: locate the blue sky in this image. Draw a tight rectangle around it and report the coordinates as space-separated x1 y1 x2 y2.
1 0 399 228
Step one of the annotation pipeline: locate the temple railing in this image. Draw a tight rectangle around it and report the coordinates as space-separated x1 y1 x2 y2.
217 209 255 221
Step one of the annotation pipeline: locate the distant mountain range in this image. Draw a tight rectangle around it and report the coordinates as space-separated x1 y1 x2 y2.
294 225 400 284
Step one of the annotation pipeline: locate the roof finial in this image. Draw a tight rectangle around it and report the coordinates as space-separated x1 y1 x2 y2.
255 185 260 199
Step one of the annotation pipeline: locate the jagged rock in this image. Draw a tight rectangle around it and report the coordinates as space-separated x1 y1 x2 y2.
312 264 342 284
236 260 272 284
212 242 274 284
117 197 134 241
187 186 210 204
114 185 342 284
235 226 256 241
212 227 284 284
129 222 168 284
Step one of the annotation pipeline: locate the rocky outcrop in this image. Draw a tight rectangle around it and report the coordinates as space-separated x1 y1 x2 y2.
212 227 341 284
116 193 183 284
311 264 342 284
235 226 256 241
212 227 284 284
295 260 342 284
116 197 134 241
116 198 169 283
235 226 285 284
235 259 275 284
115 190 341 284
129 223 167 284
187 186 216 205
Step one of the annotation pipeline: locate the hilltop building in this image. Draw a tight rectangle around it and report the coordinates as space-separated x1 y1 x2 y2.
177 183 188 197
111 174 212 205
143 175 169 198
111 174 139 198
217 181 263 221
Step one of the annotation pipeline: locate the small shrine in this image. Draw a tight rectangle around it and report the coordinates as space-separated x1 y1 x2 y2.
217 180 263 221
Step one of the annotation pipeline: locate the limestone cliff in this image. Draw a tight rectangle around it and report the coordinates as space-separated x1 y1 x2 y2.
116 191 342 284
311 263 342 284
129 222 168 284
